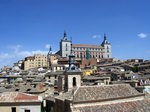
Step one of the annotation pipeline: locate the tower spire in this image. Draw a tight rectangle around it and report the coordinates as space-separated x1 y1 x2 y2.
101 33 109 46
70 37 73 54
47 45 52 70
104 33 107 40
63 30 68 40
48 45 52 54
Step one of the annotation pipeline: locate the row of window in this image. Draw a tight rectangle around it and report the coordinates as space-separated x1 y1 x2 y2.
27 60 47 62
35 56 47 58
74 52 104 55
66 47 109 52
75 54 104 58
30 64 47 67
75 54 110 58
72 47 104 51
65 53 110 58
12 107 30 112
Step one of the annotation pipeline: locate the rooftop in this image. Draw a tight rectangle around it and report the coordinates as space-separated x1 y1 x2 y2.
73 99 150 112
0 92 40 103
72 44 103 48
56 84 142 103
73 84 141 103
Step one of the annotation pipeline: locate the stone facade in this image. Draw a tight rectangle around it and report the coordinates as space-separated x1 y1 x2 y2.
58 31 112 59
24 54 48 70
59 31 72 57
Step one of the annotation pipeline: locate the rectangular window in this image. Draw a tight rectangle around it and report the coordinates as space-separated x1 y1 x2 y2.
25 110 30 112
12 107 16 112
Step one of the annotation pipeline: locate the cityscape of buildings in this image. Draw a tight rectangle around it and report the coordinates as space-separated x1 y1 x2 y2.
1 1 150 112
0 31 150 112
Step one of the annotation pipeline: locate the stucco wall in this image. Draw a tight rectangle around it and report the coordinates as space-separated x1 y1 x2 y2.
19 105 41 112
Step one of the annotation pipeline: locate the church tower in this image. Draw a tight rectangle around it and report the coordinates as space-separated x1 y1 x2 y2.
101 34 112 58
60 31 72 57
47 45 52 71
64 42 82 92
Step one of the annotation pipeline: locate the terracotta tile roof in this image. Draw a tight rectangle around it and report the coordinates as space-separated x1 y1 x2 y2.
72 44 103 48
0 92 40 102
73 84 141 102
57 84 142 103
73 99 150 112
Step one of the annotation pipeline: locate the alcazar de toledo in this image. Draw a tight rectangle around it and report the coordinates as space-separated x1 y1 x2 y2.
57 31 112 59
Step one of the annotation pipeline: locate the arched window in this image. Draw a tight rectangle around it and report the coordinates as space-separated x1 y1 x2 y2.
73 77 76 87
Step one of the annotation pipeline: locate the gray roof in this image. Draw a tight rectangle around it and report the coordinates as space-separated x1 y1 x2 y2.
82 76 110 80
45 71 64 76
135 74 150 80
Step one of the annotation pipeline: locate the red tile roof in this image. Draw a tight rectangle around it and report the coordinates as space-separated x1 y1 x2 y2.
0 92 40 102
73 44 103 48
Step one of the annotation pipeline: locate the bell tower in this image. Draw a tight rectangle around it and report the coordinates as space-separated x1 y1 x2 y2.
64 42 82 92
60 31 72 57
101 34 111 58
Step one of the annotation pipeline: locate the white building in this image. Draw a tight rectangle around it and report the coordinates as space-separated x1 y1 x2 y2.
57 31 112 59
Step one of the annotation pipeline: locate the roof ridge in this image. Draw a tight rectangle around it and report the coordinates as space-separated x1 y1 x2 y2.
79 84 130 88
74 87 80 95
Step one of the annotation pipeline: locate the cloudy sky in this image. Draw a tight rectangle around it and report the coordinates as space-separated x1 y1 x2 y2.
0 0 150 67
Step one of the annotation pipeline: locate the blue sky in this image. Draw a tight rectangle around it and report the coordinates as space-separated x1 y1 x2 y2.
0 0 150 67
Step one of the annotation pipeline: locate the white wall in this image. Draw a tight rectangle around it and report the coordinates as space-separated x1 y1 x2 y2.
19 105 41 112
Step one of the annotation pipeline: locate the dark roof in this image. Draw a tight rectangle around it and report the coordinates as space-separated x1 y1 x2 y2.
45 71 64 76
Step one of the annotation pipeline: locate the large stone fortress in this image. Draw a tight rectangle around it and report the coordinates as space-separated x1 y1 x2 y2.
58 31 112 59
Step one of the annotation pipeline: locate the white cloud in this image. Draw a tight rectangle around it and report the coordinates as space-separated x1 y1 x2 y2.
16 50 48 57
92 35 101 39
8 45 22 51
0 44 58 68
138 33 147 38
0 45 51 68
0 53 13 59
45 44 50 49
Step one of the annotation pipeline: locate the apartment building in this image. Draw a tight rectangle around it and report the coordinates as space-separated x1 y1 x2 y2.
24 54 48 70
